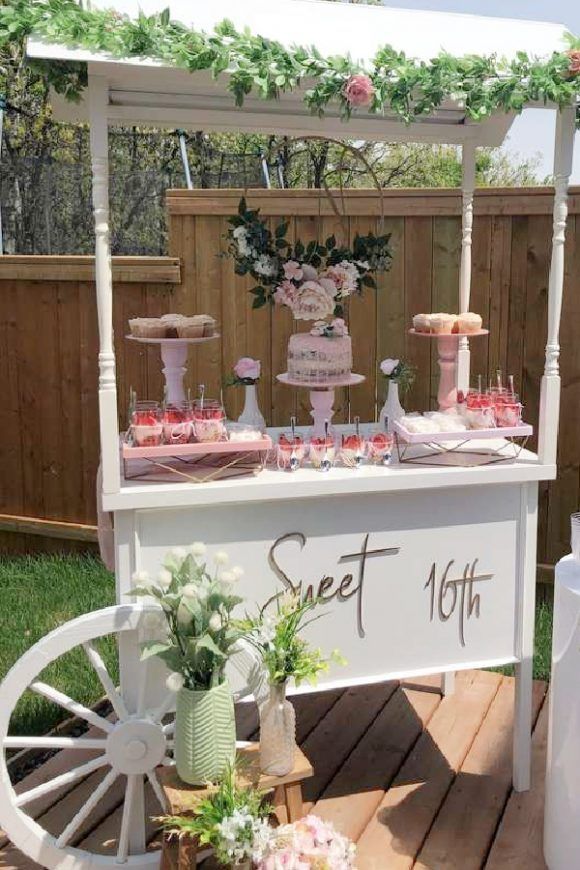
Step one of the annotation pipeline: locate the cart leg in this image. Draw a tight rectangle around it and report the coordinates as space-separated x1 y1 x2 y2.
513 482 538 793
513 657 533 792
440 671 455 696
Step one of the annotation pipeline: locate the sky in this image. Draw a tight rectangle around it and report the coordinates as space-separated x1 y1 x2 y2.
382 0 580 182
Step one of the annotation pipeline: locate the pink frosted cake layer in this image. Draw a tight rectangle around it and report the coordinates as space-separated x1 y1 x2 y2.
287 333 353 384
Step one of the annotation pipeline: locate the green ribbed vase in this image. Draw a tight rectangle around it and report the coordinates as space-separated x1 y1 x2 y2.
175 681 236 785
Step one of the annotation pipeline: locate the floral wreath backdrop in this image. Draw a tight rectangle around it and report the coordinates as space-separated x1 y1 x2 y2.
2 0 580 122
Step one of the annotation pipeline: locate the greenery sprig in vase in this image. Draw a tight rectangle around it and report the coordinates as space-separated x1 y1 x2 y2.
379 357 416 431
239 592 345 776
161 762 272 870
132 544 246 785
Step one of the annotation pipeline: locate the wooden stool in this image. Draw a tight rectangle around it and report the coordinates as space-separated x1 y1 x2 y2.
158 743 313 869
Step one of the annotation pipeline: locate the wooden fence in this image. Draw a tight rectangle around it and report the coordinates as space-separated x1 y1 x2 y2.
1 188 580 571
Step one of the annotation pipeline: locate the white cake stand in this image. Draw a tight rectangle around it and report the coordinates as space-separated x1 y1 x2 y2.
409 329 489 410
277 372 365 436
126 334 220 404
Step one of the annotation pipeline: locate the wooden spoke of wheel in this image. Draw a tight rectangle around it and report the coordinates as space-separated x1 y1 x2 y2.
83 640 129 721
116 773 139 863
16 754 110 808
29 682 115 734
4 736 107 751
56 767 119 848
147 769 168 813
151 692 175 723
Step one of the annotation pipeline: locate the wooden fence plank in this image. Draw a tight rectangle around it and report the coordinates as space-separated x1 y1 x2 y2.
404 217 433 412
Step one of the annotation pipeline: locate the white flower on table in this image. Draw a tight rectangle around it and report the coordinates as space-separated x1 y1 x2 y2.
380 358 400 376
181 583 197 599
231 565 244 580
166 671 184 692
214 550 230 566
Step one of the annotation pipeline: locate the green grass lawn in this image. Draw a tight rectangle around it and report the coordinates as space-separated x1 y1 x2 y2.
0 554 115 736
0 554 554 738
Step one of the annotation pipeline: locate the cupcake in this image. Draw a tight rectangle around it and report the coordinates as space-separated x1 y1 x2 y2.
128 317 166 338
176 316 205 338
201 315 217 337
430 313 456 335
457 312 483 334
161 313 186 338
413 314 432 333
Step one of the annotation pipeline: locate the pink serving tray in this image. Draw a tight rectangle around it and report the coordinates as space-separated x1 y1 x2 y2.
122 435 272 459
393 420 533 444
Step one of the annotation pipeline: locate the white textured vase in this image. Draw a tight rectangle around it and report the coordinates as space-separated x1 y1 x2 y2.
259 682 296 776
379 380 404 432
237 384 266 430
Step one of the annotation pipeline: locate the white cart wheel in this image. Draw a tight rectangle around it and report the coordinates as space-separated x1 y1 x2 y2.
0 603 175 869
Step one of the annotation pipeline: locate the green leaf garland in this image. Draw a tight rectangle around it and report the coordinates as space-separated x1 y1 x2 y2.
1 0 580 123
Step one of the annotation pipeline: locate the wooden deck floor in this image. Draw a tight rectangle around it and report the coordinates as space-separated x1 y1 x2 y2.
1 670 549 869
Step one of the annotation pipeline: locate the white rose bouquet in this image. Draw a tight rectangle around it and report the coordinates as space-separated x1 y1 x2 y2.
131 544 246 691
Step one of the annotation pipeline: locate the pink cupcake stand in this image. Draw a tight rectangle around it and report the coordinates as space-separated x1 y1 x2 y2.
409 328 489 410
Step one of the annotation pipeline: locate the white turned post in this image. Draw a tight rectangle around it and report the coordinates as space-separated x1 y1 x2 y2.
457 141 476 394
88 76 120 494
539 104 576 466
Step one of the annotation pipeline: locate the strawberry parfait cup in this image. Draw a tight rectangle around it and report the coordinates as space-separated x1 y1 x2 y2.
130 403 163 447
367 431 393 465
465 391 496 430
340 433 366 468
495 400 523 428
192 400 227 443
309 433 336 469
161 402 193 444
277 433 306 471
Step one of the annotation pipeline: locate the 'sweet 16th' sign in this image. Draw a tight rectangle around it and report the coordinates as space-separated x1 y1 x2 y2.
268 532 493 648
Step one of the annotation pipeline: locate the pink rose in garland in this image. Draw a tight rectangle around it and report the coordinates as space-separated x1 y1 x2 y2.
567 49 580 75
232 357 261 384
343 73 375 108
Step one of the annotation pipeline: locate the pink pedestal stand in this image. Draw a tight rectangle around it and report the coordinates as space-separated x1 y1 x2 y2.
409 329 489 409
126 335 220 404
277 373 365 436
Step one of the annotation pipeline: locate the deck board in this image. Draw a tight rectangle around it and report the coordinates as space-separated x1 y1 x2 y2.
1 672 551 869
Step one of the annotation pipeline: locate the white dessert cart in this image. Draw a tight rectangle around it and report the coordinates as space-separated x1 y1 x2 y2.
1 2 576 867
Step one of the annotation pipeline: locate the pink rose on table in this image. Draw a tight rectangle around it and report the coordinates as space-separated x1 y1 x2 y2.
233 357 261 381
331 318 348 337
292 281 335 321
343 73 374 108
283 260 303 281
568 49 580 74
274 279 298 307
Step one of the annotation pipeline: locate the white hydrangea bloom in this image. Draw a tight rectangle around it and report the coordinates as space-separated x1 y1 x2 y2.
170 546 187 562
254 254 278 277
231 566 244 580
219 570 235 586
214 551 229 566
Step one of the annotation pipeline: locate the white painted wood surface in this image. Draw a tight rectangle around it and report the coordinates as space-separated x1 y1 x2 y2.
457 141 476 394
88 76 120 495
539 105 576 466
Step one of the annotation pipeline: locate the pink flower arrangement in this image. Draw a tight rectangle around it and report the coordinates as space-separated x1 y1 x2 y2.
343 73 374 108
274 261 362 321
254 815 356 869
232 357 261 383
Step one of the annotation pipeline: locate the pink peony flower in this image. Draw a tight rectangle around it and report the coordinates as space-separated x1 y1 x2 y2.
283 260 303 281
233 357 261 381
274 279 298 307
301 263 319 282
292 281 335 321
568 49 580 74
343 73 374 108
